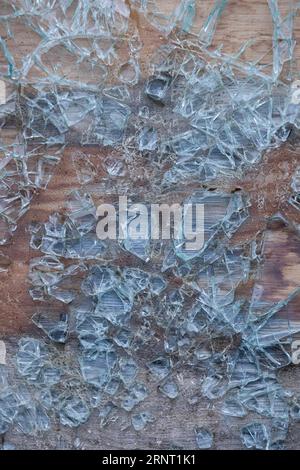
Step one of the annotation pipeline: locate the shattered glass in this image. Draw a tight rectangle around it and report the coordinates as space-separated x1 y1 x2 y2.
194 427 214 449
0 0 300 451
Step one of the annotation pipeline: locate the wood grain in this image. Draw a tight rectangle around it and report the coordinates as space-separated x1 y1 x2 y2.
1 0 300 450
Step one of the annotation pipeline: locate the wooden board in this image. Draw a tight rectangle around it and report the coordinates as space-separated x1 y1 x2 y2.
1 0 300 450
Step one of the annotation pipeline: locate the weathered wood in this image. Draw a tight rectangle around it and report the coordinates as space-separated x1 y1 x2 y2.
1 0 300 450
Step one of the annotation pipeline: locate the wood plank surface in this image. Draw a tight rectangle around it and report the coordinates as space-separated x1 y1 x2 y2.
1 0 300 450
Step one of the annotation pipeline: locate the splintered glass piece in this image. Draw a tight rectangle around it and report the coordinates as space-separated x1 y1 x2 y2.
201 374 228 399
76 316 109 351
199 0 228 45
145 75 171 104
0 417 10 434
289 166 300 211
105 378 120 396
139 127 158 151
91 97 131 146
113 329 133 349
99 402 118 427
16 338 48 381
122 236 151 262
119 358 138 385
147 357 171 379
174 191 249 261
59 396 90 428
0 364 8 389
291 400 300 420
131 412 153 431
241 423 269 450
32 311 69 343
95 289 132 325
103 85 130 101
80 352 117 388
120 383 149 411
221 396 247 417
268 0 295 79
118 60 140 85
57 91 96 127
158 381 179 399
194 427 213 449
270 419 289 450
81 266 114 296
149 275 167 295
15 405 50 434
2 442 15 450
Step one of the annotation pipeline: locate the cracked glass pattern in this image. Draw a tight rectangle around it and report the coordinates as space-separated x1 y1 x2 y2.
0 0 300 451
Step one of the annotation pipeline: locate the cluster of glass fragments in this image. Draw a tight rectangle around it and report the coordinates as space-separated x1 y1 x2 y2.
1 0 300 449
